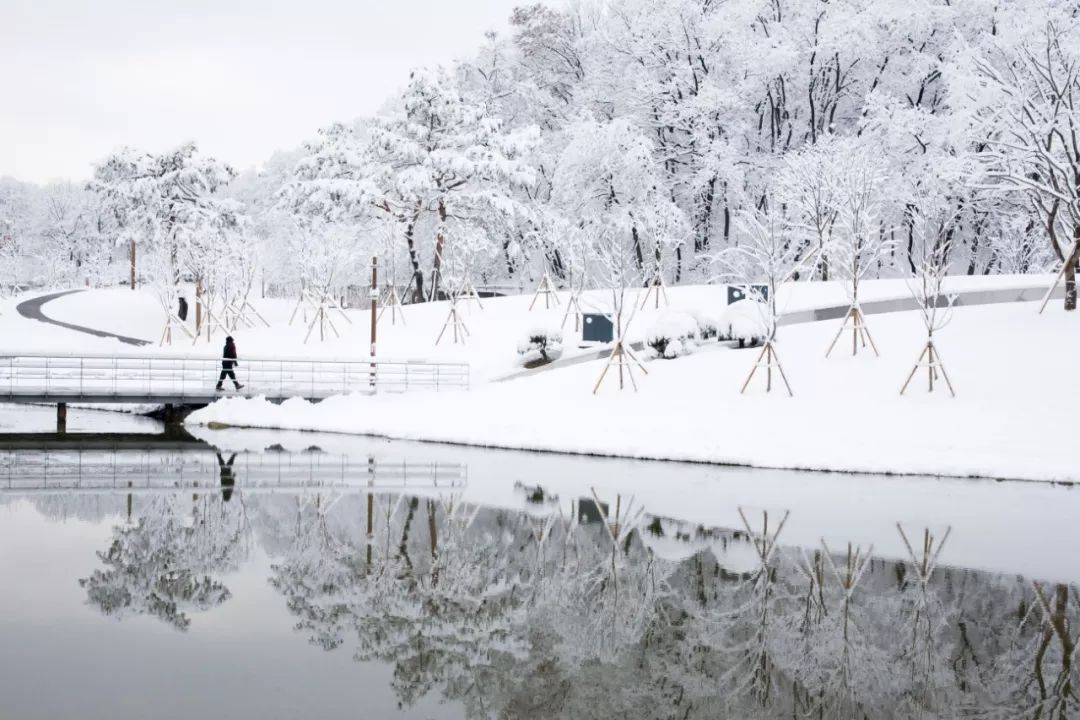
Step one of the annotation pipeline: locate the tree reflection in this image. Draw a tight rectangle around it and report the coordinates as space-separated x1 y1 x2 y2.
79 489 251 631
53 482 1080 718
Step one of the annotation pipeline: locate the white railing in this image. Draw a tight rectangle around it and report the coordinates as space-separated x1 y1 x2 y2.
0 352 470 402
0 449 467 493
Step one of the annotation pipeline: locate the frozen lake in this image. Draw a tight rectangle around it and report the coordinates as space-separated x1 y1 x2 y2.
1 414 1078 719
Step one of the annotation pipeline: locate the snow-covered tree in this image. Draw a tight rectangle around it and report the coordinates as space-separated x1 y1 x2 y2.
89 143 243 340
551 118 687 319
366 68 539 301
963 17 1080 310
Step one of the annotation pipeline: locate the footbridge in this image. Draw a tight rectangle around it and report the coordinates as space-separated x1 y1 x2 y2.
0 353 470 430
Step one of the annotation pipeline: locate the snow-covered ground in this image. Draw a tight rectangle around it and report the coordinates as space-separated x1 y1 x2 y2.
189 299 1078 483
3 276 1075 482
4 273 1056 382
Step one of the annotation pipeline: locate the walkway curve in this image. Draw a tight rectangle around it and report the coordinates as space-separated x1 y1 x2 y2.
496 282 1065 382
16 290 151 347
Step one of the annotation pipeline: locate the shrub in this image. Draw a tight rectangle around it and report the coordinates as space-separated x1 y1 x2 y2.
517 327 564 364
691 309 722 341
645 311 699 359
718 299 769 347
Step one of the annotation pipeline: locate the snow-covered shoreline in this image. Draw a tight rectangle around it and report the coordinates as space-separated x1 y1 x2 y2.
188 299 1080 484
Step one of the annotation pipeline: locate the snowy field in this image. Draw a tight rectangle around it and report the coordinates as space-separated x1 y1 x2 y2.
1 273 1056 377
186 298 1078 483
2 278 1074 483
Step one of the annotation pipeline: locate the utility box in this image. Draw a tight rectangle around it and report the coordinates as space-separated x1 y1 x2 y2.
727 284 769 304
581 313 615 343
577 498 609 525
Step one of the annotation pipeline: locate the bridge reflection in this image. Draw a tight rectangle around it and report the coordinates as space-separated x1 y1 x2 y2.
0 432 467 496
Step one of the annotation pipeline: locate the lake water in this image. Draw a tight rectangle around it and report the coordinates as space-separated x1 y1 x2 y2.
1 408 1078 719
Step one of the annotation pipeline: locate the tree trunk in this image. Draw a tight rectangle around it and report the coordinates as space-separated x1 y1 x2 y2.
547 247 566 280
129 239 136 290
195 276 203 334
1065 237 1078 311
404 216 424 303
429 198 447 301
695 176 716 253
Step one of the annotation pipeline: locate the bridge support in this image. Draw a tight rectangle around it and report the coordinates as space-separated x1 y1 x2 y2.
57 403 67 434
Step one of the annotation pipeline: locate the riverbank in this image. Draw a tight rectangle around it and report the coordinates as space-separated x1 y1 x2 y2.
188 300 1079 483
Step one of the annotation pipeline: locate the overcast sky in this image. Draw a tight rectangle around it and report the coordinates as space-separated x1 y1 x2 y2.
0 0 525 184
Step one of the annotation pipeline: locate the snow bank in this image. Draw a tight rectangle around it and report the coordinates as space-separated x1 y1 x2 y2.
188 301 1080 484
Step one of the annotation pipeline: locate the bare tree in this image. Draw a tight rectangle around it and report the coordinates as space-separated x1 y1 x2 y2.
973 22 1080 311
826 153 895 358
901 209 958 396
715 201 817 395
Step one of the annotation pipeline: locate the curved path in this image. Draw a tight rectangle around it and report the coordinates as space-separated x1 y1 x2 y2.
16 290 150 347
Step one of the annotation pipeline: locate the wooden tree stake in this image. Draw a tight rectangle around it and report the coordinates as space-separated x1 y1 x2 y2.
900 339 955 397
740 340 793 396
592 340 648 393
639 269 670 310
436 299 470 345
456 276 484 311
529 272 561 311
825 304 879 358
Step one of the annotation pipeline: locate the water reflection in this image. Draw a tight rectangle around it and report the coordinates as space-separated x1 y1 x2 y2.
2 440 1079 719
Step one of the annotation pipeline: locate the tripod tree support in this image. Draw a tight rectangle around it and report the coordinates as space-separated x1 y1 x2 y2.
561 287 585 332
740 340 793 396
900 339 954 397
826 304 879 358
436 298 470 345
639 270 670 310
529 272 561 311
377 284 406 326
456 276 484 311
592 339 648 393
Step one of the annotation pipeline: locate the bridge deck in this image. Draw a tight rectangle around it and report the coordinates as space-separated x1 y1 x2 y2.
0 352 470 404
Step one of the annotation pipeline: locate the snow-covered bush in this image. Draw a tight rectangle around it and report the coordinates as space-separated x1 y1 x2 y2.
645 311 699 359
718 300 768 347
690 309 722 341
517 327 564 365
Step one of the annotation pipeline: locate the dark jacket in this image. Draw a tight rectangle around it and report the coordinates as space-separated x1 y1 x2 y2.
222 340 238 369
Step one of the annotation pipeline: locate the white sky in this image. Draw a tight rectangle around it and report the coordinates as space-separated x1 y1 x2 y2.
0 0 525 184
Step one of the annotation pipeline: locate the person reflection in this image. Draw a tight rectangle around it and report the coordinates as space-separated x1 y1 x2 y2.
217 452 237 502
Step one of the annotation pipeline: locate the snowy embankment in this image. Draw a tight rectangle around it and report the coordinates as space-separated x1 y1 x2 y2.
4 274 1054 381
7 276 1075 482
189 299 1079 484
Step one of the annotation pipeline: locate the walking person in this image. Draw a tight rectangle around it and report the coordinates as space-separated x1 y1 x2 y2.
216 336 244 391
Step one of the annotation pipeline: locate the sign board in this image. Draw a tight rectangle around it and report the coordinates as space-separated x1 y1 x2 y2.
727 284 769 304
577 498 609 525
582 313 614 343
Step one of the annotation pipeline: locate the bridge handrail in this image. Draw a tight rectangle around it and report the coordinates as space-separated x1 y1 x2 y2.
0 350 469 368
0 352 470 399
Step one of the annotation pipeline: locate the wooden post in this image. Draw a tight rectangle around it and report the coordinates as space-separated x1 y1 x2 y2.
195 276 203 335
370 256 378 389
56 403 67 434
129 239 136 290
